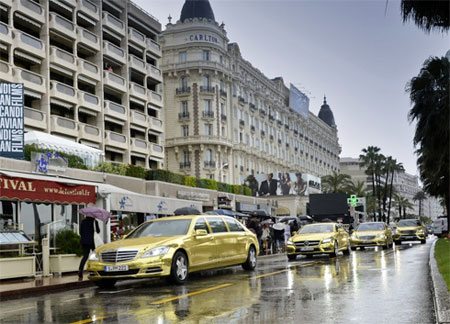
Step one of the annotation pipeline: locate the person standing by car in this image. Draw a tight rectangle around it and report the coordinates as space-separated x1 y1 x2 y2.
248 216 262 249
261 224 271 255
78 216 100 280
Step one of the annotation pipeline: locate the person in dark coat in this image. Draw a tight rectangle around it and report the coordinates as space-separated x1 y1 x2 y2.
78 216 100 279
259 173 278 196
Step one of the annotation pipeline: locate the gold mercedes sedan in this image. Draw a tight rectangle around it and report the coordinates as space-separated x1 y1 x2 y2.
87 215 259 287
350 222 393 250
286 223 351 260
394 219 427 245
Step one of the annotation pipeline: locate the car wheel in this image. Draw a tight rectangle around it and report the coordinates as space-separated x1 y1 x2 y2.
94 279 117 289
330 242 338 257
421 239 426 244
287 254 297 261
343 241 351 255
242 245 257 271
170 251 188 285
360 246 365 251
351 247 357 251
394 240 401 245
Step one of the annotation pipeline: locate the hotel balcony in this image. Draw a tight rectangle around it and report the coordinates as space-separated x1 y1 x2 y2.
0 23 12 46
13 0 45 25
260 130 265 137
13 67 45 94
220 114 227 122
165 136 233 149
259 109 267 117
250 125 255 132
105 131 128 150
175 87 190 96
178 112 190 121
103 41 126 65
180 162 191 170
150 117 163 133
146 64 162 83
239 119 245 127
50 46 76 71
76 27 100 52
130 138 149 155
50 81 77 105
219 89 227 98
202 111 214 119
103 71 126 93
148 90 162 107
77 58 100 82
204 161 216 169
150 143 164 159
102 12 125 37
104 101 127 121
79 123 101 143
13 30 45 59
146 38 161 58
51 115 78 137
129 82 147 102
128 27 146 49
78 91 100 113
130 109 148 128
76 0 100 22
129 55 146 72
24 107 46 130
199 86 215 94
0 62 13 83
49 13 76 40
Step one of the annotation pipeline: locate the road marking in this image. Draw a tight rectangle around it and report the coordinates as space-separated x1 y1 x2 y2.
250 269 288 279
150 283 232 305
2 306 36 314
99 288 133 294
62 296 90 303
70 315 107 324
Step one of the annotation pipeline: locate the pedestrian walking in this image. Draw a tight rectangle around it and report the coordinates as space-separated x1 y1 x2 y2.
284 221 291 248
78 216 100 280
261 224 271 255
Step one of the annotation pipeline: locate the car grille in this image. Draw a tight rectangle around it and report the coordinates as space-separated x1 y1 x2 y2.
295 240 320 247
399 230 416 235
98 269 140 276
101 249 139 263
358 235 376 240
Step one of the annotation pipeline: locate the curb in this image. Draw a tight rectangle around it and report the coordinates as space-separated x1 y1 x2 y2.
258 253 285 260
429 239 450 324
0 279 94 300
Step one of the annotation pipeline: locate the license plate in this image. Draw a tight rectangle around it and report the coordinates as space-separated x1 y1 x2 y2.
104 265 129 272
404 236 415 239
301 247 314 251
362 241 372 244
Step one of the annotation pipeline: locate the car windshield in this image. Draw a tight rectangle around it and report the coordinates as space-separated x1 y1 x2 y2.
126 219 192 238
397 220 420 227
357 223 385 231
299 224 334 234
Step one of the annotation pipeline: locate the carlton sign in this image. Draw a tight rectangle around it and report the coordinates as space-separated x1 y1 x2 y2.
189 34 219 44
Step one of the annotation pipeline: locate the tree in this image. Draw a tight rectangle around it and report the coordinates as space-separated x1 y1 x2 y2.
407 56 450 227
360 146 382 219
413 191 426 217
393 194 414 219
401 0 449 33
347 180 367 197
387 160 404 222
321 171 352 193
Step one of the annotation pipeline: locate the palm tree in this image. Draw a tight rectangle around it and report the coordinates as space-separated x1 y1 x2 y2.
401 0 449 33
321 171 352 193
413 191 426 217
360 146 381 219
347 180 367 197
407 56 450 226
393 194 414 219
387 160 404 222
382 156 394 220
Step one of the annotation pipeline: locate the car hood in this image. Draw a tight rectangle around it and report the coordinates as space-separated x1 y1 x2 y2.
397 226 422 231
291 233 334 242
354 230 384 236
96 236 184 254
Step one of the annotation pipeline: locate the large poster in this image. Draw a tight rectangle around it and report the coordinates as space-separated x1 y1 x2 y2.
0 83 24 159
241 172 321 197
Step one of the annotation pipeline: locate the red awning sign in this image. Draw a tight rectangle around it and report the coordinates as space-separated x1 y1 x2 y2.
0 174 96 204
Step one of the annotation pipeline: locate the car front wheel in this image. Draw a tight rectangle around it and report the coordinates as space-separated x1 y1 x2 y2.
170 251 188 285
242 245 257 270
94 279 117 289
287 254 297 261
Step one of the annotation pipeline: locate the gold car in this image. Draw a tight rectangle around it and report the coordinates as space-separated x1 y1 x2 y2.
286 223 351 260
350 222 393 250
87 215 259 287
394 219 427 245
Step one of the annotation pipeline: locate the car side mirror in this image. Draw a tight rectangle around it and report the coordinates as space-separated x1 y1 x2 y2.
194 229 208 237
351 229 355 233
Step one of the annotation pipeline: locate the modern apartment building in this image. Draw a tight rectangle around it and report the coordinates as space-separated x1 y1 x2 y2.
161 0 341 185
0 0 164 169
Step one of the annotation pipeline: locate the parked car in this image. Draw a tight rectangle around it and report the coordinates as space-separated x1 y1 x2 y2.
87 215 259 287
394 219 426 244
286 223 350 260
350 222 393 250
432 216 448 238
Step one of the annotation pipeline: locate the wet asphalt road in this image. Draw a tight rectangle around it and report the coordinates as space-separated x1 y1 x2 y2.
0 237 435 324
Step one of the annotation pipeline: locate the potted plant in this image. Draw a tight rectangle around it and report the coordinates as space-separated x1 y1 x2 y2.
0 254 36 279
49 230 83 274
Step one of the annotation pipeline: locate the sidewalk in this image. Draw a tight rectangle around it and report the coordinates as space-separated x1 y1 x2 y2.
429 239 450 324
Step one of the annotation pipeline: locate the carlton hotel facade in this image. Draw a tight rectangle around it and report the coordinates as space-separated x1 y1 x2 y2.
162 0 341 185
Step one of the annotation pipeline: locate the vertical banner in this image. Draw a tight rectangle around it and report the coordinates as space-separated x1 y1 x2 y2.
0 83 24 159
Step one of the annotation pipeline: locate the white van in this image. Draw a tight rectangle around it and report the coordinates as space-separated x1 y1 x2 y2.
432 216 448 237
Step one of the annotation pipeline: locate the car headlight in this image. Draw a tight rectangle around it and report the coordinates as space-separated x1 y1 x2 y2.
141 246 169 258
88 251 98 261
351 234 357 239
322 238 333 244
417 229 424 234
287 240 294 245
377 234 386 239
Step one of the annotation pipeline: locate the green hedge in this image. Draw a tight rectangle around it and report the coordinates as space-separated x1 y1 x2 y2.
55 230 83 257
185 176 197 187
24 144 87 170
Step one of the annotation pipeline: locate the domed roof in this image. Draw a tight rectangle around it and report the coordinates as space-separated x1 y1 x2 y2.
180 0 215 22
318 96 336 127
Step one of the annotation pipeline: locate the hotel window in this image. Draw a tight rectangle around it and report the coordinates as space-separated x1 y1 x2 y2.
220 103 225 115
205 149 213 162
203 50 210 61
180 76 188 90
203 75 210 88
180 101 188 115
205 124 213 136
219 55 223 64
181 125 189 137
182 150 190 164
204 99 212 113
232 85 236 96
220 79 224 91
221 126 225 136
233 106 237 118
179 51 187 62
234 129 238 143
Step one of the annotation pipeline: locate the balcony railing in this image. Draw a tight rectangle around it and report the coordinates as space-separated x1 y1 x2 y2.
238 96 245 104
202 111 214 118
221 114 227 121
249 103 257 111
176 87 190 95
204 161 216 168
277 120 282 126
151 118 163 129
259 109 266 116
239 119 245 127
270 135 274 141
250 125 255 132
102 12 125 36
219 89 227 97
199 86 215 94
128 27 145 46
179 112 190 120
261 130 265 137
18 31 43 50
180 162 191 169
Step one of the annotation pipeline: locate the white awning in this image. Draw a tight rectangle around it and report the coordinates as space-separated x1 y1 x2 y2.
14 50 42 64
24 89 42 99
50 63 73 77
50 0 73 12
129 96 146 106
78 75 97 86
77 12 97 26
14 12 42 28
78 107 98 117
50 98 73 109
104 116 125 126
0 43 7 51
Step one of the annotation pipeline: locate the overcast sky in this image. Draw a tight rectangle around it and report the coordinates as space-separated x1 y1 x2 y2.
134 0 449 176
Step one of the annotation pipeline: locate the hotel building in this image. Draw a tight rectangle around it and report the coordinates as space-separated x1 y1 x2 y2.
0 0 164 169
161 0 341 185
